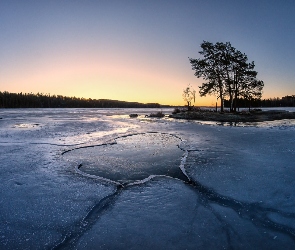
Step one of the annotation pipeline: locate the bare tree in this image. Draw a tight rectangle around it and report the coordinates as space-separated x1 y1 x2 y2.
183 84 196 110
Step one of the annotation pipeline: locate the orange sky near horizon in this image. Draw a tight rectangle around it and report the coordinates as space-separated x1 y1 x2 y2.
2 50 290 107
2 63 292 107
1 1 294 107
1 42 212 106
1 38 292 107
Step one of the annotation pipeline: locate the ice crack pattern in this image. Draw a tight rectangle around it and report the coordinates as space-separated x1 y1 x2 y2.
1 108 294 249
56 132 295 249
62 132 189 185
188 177 295 243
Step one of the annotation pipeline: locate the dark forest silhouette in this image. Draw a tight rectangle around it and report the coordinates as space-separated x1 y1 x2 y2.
0 91 294 109
0 91 160 108
224 95 295 108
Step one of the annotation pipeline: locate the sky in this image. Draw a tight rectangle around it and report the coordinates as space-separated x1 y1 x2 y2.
0 0 294 106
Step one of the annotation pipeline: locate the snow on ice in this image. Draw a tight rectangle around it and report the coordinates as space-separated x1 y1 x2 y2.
0 108 294 249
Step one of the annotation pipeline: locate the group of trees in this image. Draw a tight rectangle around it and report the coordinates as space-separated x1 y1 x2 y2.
224 96 295 108
0 91 160 108
261 96 295 107
189 41 264 112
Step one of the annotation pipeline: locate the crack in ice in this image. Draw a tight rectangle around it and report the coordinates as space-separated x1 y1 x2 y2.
187 174 295 242
54 131 295 249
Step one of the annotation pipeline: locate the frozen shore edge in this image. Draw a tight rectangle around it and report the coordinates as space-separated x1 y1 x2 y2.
169 110 295 122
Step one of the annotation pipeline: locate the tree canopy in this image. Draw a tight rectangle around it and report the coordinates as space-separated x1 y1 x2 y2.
189 41 264 112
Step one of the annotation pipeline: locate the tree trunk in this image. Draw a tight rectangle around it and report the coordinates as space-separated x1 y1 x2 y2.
234 86 238 112
233 71 237 112
220 93 224 112
218 77 224 112
226 68 233 112
229 87 233 112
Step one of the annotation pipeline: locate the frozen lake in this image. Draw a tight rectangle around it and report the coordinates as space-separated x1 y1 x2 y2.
0 108 295 249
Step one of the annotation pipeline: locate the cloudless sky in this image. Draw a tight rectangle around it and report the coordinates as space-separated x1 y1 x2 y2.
1 0 294 106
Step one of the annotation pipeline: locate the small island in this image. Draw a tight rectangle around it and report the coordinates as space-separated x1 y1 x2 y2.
172 41 295 124
169 108 295 123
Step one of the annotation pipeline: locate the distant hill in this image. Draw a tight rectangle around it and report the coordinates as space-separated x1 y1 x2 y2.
0 91 161 108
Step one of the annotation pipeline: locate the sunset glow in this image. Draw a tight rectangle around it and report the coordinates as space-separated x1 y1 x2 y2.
1 1 294 106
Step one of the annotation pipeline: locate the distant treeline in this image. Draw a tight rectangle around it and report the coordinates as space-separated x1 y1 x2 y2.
224 95 295 108
0 91 161 108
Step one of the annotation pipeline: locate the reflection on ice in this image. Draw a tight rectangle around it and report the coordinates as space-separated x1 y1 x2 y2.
63 133 188 184
13 123 41 129
193 119 295 128
109 109 295 129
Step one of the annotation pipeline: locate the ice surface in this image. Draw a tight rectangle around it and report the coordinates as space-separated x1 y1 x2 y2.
76 178 295 250
185 126 295 210
63 132 187 184
0 108 295 249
